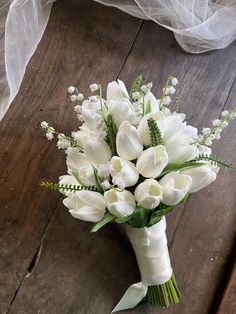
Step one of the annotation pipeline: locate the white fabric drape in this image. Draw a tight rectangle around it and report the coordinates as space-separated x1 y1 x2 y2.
1 0 236 120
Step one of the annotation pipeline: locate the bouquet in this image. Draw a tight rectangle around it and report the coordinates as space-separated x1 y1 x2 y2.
40 75 236 312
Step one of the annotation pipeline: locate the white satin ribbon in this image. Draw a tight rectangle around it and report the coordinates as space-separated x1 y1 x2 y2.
112 217 172 312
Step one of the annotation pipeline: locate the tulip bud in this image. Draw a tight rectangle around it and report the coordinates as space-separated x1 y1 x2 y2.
116 121 143 160
110 156 139 187
108 99 134 127
134 179 163 209
136 145 168 178
159 172 192 205
107 79 129 103
104 189 136 217
84 136 112 167
181 165 217 193
144 91 160 113
66 148 96 186
63 191 106 222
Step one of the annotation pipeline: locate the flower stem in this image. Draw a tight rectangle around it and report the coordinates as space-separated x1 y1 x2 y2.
145 273 181 308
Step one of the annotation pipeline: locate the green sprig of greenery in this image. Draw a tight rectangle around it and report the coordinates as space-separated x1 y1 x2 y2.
105 113 118 155
194 154 233 168
40 181 97 192
147 118 163 146
130 74 142 100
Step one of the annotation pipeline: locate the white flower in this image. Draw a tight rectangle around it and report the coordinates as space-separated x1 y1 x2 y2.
74 105 82 114
136 145 168 178
212 119 221 126
104 189 136 217
63 191 106 222
197 145 212 157
84 136 112 167
171 77 178 86
112 177 125 190
46 132 54 140
41 121 49 129
162 112 186 140
116 121 143 160
110 157 139 188
59 175 78 196
181 165 217 193
67 86 75 93
164 124 198 163
134 179 163 209
202 127 211 135
82 99 101 112
106 79 129 103
205 139 212 146
141 82 153 94
66 149 96 186
143 91 160 113
81 107 101 131
221 110 229 117
163 96 171 106
108 99 134 127
57 136 70 149
101 180 111 190
159 172 192 205
168 86 176 95
90 83 99 92
137 112 165 146
132 91 141 100
70 95 78 102
77 93 84 101
97 163 110 177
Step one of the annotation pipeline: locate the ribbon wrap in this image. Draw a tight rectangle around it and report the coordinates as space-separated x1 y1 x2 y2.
112 217 172 312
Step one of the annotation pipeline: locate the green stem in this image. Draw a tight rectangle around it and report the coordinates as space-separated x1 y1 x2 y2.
145 273 181 308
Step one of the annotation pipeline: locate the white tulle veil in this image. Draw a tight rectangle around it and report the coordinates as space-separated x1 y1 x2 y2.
1 0 236 120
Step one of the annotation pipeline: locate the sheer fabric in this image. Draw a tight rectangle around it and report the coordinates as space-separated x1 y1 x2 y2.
1 0 236 120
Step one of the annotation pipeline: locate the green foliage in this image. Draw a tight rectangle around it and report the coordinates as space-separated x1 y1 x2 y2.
175 92 181 113
93 167 105 194
144 100 152 115
105 113 118 155
148 205 174 226
159 161 206 178
147 118 163 146
128 206 152 228
194 154 233 168
91 212 115 232
130 75 142 100
40 181 97 192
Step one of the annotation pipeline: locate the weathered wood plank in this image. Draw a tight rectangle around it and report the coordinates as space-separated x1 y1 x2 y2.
8 17 236 314
0 0 141 312
217 258 236 314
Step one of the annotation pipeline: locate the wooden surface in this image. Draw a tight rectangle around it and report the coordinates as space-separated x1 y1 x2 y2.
0 0 236 313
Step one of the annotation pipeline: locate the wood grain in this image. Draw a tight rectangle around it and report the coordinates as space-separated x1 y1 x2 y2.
0 0 141 312
1 1 236 314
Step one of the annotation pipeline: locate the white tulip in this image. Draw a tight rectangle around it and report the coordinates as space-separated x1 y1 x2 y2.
108 99 134 127
143 91 160 113
84 136 112 167
181 165 217 193
159 172 192 205
104 189 136 217
110 156 139 187
116 121 143 160
137 112 165 146
162 112 186 140
136 145 168 178
107 79 129 103
63 191 106 222
134 179 163 209
66 148 96 186
164 124 198 163
59 175 78 196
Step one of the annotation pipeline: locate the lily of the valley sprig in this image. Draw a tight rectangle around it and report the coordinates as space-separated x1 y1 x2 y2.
40 75 235 311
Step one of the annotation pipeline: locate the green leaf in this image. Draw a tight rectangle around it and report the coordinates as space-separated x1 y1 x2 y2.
159 162 206 178
130 75 142 100
194 154 233 168
115 215 133 224
91 212 115 232
128 206 152 228
145 100 152 115
105 113 118 155
93 167 104 194
149 205 174 227
72 171 86 187
179 192 190 205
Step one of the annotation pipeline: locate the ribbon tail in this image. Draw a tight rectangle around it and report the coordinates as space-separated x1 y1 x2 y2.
112 282 147 313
